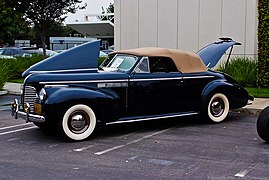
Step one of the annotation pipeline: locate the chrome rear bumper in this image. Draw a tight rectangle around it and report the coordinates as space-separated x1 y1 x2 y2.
11 99 45 123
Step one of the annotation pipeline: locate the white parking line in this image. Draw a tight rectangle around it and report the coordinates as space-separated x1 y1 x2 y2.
0 126 37 136
73 145 95 152
94 128 172 155
0 123 33 131
235 170 249 177
235 163 261 178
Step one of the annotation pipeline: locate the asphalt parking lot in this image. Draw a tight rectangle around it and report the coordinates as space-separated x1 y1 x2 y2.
0 109 268 179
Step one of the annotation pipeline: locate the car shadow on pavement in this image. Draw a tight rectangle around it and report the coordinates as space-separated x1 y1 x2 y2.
30 111 257 142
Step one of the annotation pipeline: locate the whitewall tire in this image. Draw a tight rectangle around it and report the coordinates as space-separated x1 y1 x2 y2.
61 104 96 141
207 93 229 123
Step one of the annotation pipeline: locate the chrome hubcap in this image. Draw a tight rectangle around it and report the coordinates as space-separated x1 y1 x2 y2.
210 98 224 117
68 110 90 134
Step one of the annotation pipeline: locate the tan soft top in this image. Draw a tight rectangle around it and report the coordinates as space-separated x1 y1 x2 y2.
112 47 207 73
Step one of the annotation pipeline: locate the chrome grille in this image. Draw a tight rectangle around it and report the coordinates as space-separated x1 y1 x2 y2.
24 86 38 112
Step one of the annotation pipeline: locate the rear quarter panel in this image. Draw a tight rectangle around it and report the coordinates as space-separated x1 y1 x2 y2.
201 79 249 109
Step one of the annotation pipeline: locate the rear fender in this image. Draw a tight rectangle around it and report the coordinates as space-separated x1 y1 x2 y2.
201 80 249 109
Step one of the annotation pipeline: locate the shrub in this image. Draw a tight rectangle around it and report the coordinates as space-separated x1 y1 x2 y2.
217 57 257 87
258 1 269 88
0 60 12 89
0 55 43 89
2 55 44 79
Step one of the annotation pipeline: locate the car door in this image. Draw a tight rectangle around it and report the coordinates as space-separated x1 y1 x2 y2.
127 57 185 117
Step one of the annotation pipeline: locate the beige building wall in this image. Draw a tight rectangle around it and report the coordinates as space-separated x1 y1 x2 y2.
114 0 258 59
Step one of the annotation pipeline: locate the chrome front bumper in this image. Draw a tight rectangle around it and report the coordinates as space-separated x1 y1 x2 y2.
247 95 254 105
11 99 45 123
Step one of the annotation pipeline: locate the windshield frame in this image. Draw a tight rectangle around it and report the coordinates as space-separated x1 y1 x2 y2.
99 54 139 73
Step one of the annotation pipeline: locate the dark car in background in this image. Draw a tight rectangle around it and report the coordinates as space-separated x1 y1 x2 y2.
1 47 57 58
11 38 253 141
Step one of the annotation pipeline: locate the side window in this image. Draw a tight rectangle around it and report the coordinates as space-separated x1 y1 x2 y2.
149 57 178 73
134 57 150 73
3 49 13 55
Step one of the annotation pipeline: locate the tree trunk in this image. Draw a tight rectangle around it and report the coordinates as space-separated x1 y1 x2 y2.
40 32 47 58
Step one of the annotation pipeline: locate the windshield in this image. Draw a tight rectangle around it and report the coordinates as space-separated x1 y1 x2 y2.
100 54 137 72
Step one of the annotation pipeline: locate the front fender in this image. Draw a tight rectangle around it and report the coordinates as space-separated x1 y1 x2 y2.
43 87 121 123
201 80 249 109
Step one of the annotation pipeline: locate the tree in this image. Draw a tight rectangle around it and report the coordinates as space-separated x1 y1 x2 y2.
9 0 86 57
100 3 114 23
258 0 269 88
0 0 29 46
30 22 79 49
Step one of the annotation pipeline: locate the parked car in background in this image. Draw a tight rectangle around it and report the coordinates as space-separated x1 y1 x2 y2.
0 47 57 58
11 38 253 141
1 47 32 57
102 49 114 54
257 106 269 143
0 48 16 59
25 48 58 57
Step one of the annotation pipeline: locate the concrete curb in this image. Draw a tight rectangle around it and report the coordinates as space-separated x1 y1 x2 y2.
6 91 21 95
232 108 262 115
1 83 21 96
0 91 8 96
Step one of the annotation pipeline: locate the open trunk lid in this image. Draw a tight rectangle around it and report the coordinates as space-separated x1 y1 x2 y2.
197 37 241 68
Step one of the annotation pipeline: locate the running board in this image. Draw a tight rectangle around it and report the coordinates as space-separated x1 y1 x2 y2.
106 111 199 125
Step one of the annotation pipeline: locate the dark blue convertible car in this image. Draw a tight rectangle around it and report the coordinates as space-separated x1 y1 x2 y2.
12 38 253 141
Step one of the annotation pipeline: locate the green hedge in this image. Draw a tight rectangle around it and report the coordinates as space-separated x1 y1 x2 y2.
0 55 43 89
258 1 269 88
0 61 12 89
217 57 257 87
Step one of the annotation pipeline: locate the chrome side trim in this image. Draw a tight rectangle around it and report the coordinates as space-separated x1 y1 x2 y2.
98 82 128 88
40 79 128 85
30 68 98 74
39 75 214 85
183 76 214 79
130 77 183 82
44 85 69 88
129 76 214 82
105 112 198 125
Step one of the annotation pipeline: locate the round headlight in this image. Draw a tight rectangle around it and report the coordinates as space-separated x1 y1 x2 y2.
39 88 47 101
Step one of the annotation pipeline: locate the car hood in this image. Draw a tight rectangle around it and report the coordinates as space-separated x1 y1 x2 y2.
197 38 241 68
22 40 100 77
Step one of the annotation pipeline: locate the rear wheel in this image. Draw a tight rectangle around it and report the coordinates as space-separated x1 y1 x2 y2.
59 104 96 141
203 93 230 123
256 106 269 143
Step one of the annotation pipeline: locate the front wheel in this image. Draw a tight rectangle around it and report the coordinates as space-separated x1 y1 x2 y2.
59 104 96 141
203 93 230 123
256 106 269 143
